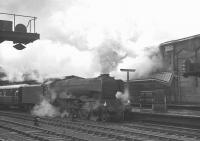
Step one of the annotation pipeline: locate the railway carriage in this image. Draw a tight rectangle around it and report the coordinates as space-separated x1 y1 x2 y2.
0 84 44 110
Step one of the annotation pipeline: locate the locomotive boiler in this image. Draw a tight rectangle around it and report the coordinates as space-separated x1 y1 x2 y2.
45 74 125 121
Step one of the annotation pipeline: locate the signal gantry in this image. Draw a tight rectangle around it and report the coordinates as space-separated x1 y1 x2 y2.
0 12 40 50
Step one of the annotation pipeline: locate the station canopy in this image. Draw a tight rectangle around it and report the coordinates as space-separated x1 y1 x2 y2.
130 72 174 88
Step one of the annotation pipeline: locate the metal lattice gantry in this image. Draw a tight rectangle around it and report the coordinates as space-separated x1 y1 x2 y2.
0 12 40 49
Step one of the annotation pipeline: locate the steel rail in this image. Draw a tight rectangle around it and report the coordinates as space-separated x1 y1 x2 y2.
1 111 199 141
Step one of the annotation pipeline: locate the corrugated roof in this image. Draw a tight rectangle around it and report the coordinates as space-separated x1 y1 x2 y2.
130 72 174 86
151 72 173 84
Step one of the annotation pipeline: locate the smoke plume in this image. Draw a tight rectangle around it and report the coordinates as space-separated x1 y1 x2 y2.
96 39 127 74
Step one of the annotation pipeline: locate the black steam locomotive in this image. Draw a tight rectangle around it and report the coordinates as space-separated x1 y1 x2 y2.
45 74 125 121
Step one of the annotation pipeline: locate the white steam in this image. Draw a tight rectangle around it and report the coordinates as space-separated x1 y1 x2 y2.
116 88 130 105
0 0 174 82
96 39 127 74
31 98 60 117
31 88 60 118
0 41 94 81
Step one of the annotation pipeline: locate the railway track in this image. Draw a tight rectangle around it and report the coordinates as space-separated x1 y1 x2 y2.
0 117 88 141
0 126 36 141
0 110 200 141
122 122 200 140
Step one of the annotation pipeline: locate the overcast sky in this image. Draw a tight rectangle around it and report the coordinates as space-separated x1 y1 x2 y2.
2 0 200 42
0 0 200 81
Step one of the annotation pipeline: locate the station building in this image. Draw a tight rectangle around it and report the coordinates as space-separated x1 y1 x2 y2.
129 34 200 105
160 34 200 104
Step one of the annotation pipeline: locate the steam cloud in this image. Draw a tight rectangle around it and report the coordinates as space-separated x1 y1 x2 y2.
31 88 61 117
116 88 130 105
97 39 127 74
31 98 60 117
2 0 200 120
0 0 178 82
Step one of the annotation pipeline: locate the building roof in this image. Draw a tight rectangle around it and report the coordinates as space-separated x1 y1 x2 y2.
160 34 200 46
159 34 200 52
151 72 174 86
0 84 29 90
130 72 174 86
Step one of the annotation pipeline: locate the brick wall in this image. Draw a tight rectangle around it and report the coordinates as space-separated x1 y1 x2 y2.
180 76 200 103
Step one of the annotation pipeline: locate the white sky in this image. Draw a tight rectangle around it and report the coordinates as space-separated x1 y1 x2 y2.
0 0 200 81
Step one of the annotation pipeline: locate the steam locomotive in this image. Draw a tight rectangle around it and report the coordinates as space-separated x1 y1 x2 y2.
44 74 125 121
0 74 126 121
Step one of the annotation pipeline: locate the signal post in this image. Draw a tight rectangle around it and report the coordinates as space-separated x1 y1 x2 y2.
120 68 135 120
120 68 136 91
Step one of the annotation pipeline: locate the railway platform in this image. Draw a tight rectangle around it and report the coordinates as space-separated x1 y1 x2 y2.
168 104 200 110
132 103 200 111
126 108 200 129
